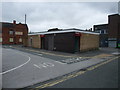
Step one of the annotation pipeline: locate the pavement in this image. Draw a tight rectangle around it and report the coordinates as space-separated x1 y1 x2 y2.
1 45 120 89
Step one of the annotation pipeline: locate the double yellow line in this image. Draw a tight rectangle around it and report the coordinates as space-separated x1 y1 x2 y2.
31 56 119 89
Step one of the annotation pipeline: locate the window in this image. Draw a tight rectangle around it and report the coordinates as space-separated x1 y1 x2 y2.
9 38 13 42
9 30 14 35
95 27 98 30
100 30 107 34
15 32 23 35
104 30 107 34
19 38 22 42
95 30 100 33
0 38 2 42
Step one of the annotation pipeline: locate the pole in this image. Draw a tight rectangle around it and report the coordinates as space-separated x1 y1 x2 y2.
25 14 26 24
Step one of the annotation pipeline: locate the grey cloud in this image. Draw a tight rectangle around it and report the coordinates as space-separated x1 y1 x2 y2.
84 2 118 13
2 2 118 32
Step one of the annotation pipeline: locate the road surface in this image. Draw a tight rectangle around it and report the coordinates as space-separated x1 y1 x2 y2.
50 58 119 88
1 46 119 89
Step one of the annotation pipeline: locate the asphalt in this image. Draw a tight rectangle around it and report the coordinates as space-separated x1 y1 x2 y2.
50 58 119 88
1 45 119 89
2 48 29 72
0 45 2 90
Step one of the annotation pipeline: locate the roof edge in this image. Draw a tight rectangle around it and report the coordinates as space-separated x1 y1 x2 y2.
28 30 99 35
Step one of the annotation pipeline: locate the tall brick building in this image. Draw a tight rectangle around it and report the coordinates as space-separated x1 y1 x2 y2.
93 14 120 48
108 14 120 48
0 20 28 45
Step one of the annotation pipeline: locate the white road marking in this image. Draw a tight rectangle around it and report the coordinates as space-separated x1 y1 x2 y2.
55 61 66 64
43 62 55 67
0 52 31 75
33 62 55 69
33 64 41 69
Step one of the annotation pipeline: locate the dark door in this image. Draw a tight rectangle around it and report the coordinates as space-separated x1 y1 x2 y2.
48 35 54 50
30 38 32 47
54 32 75 53
75 37 80 52
41 37 45 49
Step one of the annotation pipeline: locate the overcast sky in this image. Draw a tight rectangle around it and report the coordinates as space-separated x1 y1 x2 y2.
2 2 118 32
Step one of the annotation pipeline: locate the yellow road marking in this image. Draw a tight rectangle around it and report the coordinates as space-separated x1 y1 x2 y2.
11 46 90 58
87 56 120 71
35 71 86 89
93 54 113 58
11 46 113 59
34 56 120 89
10 46 119 89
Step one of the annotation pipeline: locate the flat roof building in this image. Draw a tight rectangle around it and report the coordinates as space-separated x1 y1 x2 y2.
26 28 99 53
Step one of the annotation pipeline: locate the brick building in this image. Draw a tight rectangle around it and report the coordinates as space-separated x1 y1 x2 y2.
93 24 108 47
93 14 120 48
27 28 99 53
108 14 120 48
0 20 28 45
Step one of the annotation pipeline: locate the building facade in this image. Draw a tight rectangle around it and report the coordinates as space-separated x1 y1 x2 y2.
27 34 41 48
108 14 120 48
26 29 99 53
0 20 28 45
93 24 108 47
93 14 120 48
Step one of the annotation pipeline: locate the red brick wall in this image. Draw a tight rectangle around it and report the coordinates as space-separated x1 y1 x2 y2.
2 22 28 45
108 14 120 38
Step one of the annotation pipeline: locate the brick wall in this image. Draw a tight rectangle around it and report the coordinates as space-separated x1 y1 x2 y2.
80 33 99 52
28 35 41 48
108 14 120 38
2 21 28 45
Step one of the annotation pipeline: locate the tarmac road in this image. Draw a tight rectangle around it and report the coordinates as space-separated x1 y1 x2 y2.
50 58 119 88
1 46 119 88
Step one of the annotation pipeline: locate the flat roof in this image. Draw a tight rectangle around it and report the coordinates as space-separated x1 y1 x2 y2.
28 29 99 36
94 24 108 26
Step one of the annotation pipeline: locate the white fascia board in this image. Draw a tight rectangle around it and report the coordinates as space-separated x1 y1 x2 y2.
76 31 99 35
40 30 99 35
28 30 99 36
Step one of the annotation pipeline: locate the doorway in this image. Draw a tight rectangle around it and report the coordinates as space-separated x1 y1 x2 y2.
41 37 45 49
75 37 80 52
30 38 32 47
48 35 54 51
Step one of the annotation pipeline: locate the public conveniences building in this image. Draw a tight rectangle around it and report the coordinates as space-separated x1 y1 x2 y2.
0 20 28 45
26 28 99 53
